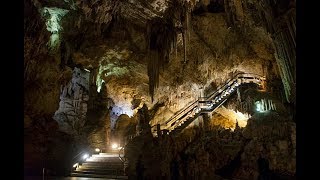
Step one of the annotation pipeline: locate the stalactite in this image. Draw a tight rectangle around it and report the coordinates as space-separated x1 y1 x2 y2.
273 101 277 110
224 0 232 26
186 2 191 41
182 30 187 63
146 16 178 101
282 32 295 80
254 0 296 103
146 0 191 101
175 44 178 59
274 31 294 102
286 15 296 47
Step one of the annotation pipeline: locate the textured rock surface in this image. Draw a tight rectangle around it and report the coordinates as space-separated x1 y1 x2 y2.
24 0 295 177
53 67 90 135
240 112 296 177
126 111 295 179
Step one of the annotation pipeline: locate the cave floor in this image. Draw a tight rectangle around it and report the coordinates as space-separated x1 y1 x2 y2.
24 176 118 180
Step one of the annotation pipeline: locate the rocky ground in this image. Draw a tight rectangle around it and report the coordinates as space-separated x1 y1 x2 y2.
125 110 296 180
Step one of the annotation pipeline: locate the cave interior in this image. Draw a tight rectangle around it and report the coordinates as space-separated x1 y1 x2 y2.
24 0 296 179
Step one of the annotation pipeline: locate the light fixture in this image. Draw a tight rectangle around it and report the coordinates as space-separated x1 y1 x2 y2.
82 154 89 160
255 101 264 112
111 143 118 149
95 148 100 152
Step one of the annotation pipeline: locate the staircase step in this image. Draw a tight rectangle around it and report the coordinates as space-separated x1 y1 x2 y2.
88 156 121 159
71 151 126 178
88 155 122 158
92 154 121 158
80 165 123 169
81 162 123 167
99 152 124 156
71 172 128 179
78 165 123 170
76 168 124 174
85 157 122 162
80 163 123 168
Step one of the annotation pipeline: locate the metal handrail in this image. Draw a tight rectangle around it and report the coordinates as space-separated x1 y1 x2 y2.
164 73 265 134
164 100 198 124
164 73 242 128
119 146 125 162
69 146 92 175
206 72 264 99
165 102 197 125
150 72 265 135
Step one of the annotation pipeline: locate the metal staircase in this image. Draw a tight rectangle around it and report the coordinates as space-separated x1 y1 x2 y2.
68 73 265 178
153 73 265 136
71 151 128 179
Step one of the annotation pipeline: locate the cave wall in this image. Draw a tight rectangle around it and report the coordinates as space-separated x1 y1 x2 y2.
223 0 296 103
125 110 295 179
24 0 295 133
24 0 295 176
24 0 289 136
24 0 116 174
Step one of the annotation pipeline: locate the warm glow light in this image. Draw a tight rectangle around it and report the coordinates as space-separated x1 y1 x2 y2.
214 107 251 130
112 143 118 149
82 154 89 160
95 148 100 152
234 111 251 121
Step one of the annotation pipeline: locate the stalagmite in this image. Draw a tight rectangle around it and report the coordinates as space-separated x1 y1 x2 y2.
268 99 272 111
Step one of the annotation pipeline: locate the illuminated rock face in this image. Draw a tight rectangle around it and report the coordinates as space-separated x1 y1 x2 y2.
25 0 295 175
125 111 295 179
53 67 90 135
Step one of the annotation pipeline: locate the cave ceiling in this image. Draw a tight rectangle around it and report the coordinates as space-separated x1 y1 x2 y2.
24 0 295 121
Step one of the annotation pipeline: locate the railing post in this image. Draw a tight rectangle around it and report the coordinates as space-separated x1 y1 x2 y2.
156 124 161 137
199 87 205 101
42 167 45 180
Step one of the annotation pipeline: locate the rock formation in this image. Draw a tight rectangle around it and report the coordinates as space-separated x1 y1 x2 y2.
53 67 90 135
24 0 295 177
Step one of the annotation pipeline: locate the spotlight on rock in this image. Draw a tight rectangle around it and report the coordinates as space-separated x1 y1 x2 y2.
112 143 118 149
82 154 89 160
73 163 78 168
